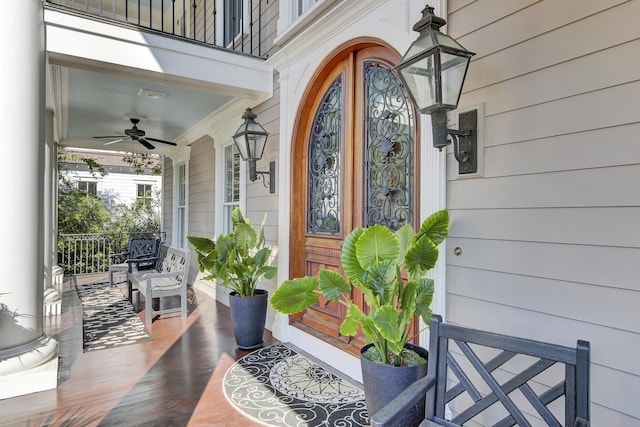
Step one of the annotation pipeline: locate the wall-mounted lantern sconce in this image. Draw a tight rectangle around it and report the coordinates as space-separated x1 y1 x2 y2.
394 5 478 174
232 108 276 193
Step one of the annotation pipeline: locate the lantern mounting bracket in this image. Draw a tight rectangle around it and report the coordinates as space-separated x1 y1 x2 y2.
432 108 478 174
249 160 276 193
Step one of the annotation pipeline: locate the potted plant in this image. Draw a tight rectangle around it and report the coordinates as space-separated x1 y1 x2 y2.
188 207 277 350
270 210 448 423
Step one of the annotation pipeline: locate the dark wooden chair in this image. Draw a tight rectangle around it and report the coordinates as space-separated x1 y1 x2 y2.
371 315 590 427
108 239 158 300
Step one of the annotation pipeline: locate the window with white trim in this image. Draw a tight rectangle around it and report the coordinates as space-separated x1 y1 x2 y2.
77 180 97 196
176 163 187 248
136 183 153 209
222 143 241 234
297 0 319 16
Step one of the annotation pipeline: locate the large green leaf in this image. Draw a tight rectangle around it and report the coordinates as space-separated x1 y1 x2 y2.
372 305 401 343
234 223 257 255
260 266 277 280
415 278 434 323
405 235 438 274
418 210 449 247
355 224 399 269
400 280 418 316
187 235 215 254
317 269 350 301
358 317 378 344
395 224 415 265
341 227 365 284
340 303 366 337
270 276 319 314
253 247 270 268
215 234 234 262
366 261 396 306
201 252 218 272
231 206 246 226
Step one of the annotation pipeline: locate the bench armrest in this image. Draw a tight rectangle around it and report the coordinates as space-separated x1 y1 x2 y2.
370 374 436 427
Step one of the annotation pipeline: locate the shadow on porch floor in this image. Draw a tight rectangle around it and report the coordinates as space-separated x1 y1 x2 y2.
0 274 274 426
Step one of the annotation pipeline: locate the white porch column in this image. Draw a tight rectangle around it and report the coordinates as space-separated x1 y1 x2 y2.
0 2 59 399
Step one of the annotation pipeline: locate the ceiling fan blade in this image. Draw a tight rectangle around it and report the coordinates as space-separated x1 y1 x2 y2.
103 138 125 146
93 135 126 139
137 138 156 150
144 136 177 146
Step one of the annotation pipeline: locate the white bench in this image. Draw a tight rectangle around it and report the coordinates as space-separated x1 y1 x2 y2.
127 245 190 328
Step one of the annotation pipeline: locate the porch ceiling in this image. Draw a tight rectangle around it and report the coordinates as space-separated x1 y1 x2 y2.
44 8 273 155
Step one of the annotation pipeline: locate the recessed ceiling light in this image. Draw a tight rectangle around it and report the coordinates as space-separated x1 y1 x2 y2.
138 88 168 100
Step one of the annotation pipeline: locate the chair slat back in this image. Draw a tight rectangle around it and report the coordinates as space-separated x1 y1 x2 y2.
158 246 188 283
128 239 158 259
427 315 590 426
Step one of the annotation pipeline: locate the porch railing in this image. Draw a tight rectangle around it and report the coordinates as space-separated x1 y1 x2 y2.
57 232 165 276
45 0 267 57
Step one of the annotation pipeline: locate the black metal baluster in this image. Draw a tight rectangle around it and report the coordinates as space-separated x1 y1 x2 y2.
138 0 140 25
213 2 217 46
192 1 196 40
258 0 262 56
249 0 253 54
161 0 164 31
182 0 186 36
150 0 152 29
203 0 206 43
172 0 175 34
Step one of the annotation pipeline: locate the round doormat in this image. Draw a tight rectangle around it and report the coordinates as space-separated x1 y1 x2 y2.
223 343 369 426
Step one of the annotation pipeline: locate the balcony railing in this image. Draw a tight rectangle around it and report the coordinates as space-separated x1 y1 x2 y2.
45 0 267 57
58 232 165 276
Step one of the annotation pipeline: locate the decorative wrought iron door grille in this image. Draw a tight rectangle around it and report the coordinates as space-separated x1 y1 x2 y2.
363 61 414 231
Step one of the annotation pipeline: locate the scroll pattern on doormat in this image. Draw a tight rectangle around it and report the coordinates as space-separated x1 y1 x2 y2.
224 343 369 426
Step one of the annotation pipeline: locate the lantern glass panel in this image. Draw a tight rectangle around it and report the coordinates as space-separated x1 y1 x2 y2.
399 54 437 112
440 52 470 108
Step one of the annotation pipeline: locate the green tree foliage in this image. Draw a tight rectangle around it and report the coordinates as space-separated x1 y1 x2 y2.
58 180 111 234
57 149 161 236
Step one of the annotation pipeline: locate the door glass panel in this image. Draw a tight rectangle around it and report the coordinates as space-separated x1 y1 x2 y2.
307 74 343 235
363 61 414 230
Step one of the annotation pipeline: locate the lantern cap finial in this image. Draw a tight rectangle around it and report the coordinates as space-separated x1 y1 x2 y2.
242 107 257 121
413 5 446 33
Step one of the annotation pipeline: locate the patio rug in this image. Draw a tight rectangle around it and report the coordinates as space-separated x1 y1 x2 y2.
76 281 151 352
223 343 369 426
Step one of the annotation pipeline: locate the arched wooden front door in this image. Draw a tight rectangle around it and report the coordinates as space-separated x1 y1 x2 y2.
290 43 419 355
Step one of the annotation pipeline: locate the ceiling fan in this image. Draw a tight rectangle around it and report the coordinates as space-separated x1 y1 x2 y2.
92 118 177 150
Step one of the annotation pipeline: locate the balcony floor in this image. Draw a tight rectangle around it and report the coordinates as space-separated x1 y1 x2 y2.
0 274 273 426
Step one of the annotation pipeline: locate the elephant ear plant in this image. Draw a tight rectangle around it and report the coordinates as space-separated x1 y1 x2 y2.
271 210 448 366
187 207 277 297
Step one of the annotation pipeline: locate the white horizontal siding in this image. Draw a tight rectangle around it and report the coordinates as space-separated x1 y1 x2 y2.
448 165 640 209
446 0 640 424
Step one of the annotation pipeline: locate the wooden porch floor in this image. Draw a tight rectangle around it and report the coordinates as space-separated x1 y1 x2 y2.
0 274 274 426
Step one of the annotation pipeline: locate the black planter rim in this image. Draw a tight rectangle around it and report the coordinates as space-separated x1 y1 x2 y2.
229 288 268 298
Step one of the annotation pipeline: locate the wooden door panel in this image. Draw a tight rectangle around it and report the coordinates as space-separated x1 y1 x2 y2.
290 44 415 355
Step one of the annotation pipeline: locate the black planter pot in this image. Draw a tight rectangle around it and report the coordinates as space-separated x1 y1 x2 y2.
360 343 429 426
228 289 268 350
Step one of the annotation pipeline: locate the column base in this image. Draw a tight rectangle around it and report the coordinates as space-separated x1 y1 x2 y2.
43 287 62 316
0 336 59 399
